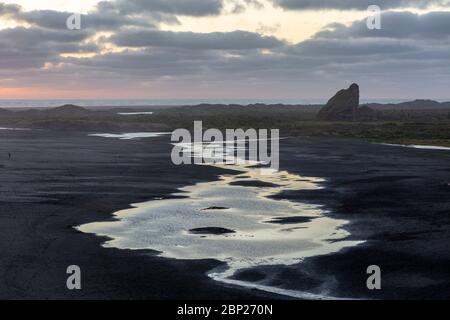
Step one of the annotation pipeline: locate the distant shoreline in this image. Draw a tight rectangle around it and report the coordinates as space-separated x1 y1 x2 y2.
2 102 450 149
2 98 450 110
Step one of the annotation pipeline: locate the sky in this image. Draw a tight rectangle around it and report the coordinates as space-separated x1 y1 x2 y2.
0 0 450 100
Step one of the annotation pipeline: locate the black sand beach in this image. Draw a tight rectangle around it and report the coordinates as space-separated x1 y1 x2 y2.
1 129 450 299
0 129 274 299
272 138 450 299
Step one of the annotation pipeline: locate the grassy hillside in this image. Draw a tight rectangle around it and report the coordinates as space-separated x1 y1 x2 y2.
1 104 450 147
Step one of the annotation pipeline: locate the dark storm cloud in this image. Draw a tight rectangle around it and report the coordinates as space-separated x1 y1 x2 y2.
111 30 284 50
271 0 450 10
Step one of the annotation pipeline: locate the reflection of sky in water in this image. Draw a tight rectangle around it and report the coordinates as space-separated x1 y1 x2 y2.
117 112 154 116
0 127 31 131
88 132 170 140
379 143 450 151
80 135 363 298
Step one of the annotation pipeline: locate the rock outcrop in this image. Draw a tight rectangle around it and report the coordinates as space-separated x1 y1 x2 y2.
317 83 360 121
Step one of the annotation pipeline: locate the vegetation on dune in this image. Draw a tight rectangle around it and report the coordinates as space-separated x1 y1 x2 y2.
1 103 450 148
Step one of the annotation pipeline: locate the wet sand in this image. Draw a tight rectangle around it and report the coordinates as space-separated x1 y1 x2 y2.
0 129 275 299
271 138 450 299
1 130 450 299
77 136 360 299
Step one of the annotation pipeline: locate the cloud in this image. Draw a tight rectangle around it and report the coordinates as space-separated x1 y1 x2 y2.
287 11 450 68
0 0 227 32
111 29 285 50
316 11 450 39
1 1 450 99
60 9 450 98
100 0 224 17
0 27 95 69
290 38 419 57
0 2 20 15
0 2 155 31
271 0 450 10
228 0 265 14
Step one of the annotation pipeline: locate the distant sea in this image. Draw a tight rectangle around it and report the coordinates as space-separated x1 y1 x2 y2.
0 98 445 109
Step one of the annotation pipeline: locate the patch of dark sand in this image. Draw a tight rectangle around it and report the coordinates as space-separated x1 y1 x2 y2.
233 269 267 282
297 246 450 299
229 180 280 188
280 227 307 232
275 137 450 299
154 194 187 200
189 227 236 235
201 206 230 211
266 216 316 225
233 265 324 293
369 230 441 242
341 175 420 185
